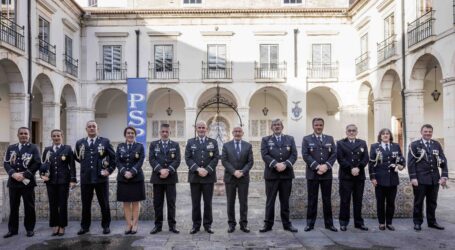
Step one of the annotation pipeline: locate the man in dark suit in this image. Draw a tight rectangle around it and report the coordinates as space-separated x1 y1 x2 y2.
408 124 448 231
74 120 116 235
149 123 181 234
302 117 338 232
3 127 41 238
185 120 219 234
221 126 254 233
259 118 298 233
336 124 369 231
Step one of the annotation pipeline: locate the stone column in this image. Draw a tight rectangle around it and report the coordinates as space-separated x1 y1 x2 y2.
42 102 61 146
237 107 250 140
373 97 392 136
8 93 29 143
442 77 455 175
185 107 197 139
65 107 80 146
404 89 425 145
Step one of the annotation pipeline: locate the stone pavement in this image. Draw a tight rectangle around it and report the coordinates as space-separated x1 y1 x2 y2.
0 180 454 249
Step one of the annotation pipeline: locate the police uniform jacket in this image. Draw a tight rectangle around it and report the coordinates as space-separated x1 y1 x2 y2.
302 134 337 180
185 137 219 184
3 143 41 188
408 139 448 185
336 138 369 181
260 134 297 180
368 142 405 187
116 142 145 183
40 145 76 184
74 137 116 185
149 140 181 184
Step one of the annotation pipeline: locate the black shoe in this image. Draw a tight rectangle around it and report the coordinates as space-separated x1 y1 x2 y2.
102 227 111 234
52 231 59 236
283 225 298 233
150 227 162 234
26 231 34 237
304 225 314 232
259 226 272 233
414 224 422 231
340 226 347 231
386 225 395 231
429 223 444 230
240 226 250 233
169 227 180 234
125 229 131 235
3 232 17 238
204 227 214 234
379 225 386 231
326 225 338 232
227 226 235 233
355 225 368 231
189 227 200 234
77 228 89 235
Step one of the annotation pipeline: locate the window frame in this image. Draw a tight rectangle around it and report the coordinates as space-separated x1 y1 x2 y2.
154 44 174 73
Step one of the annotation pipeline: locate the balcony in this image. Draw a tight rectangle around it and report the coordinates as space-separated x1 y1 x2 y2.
254 62 287 82
96 62 127 81
148 61 179 82
202 61 232 82
377 35 397 64
306 61 338 81
408 10 434 48
355 52 369 76
0 16 24 51
38 39 56 66
63 54 78 77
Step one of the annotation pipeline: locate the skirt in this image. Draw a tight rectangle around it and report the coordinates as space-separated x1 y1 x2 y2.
117 181 146 202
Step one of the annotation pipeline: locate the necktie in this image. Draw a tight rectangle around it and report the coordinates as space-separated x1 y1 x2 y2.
200 138 204 144
164 142 168 151
318 136 322 143
351 140 355 144
127 144 131 150
425 141 430 151
235 141 240 158
19 144 23 151
385 143 390 152
90 138 94 147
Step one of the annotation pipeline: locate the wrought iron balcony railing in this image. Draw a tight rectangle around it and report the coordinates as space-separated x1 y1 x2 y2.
0 16 24 50
408 10 434 47
202 61 232 80
38 38 56 66
63 54 78 77
96 62 127 80
307 61 338 79
254 62 287 80
377 35 397 63
355 52 369 75
148 61 179 80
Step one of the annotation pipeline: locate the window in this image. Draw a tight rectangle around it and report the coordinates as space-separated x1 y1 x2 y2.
207 44 226 70
88 0 97 7
1 0 16 20
417 0 432 16
183 0 201 4
384 13 395 38
283 0 302 4
38 17 50 43
312 44 331 64
360 33 368 54
65 36 73 58
154 45 173 73
260 44 279 69
103 45 122 72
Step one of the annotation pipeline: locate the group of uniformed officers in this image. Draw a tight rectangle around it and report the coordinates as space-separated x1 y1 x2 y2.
2 117 448 238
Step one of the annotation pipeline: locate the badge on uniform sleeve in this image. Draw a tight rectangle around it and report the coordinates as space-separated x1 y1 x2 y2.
61 155 66 161
171 153 175 159
135 152 140 159
209 151 213 157
360 147 364 152
286 146 291 151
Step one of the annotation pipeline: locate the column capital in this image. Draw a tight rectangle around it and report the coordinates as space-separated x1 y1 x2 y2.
65 106 81 111
404 89 425 97
8 93 29 100
41 101 61 107
373 97 391 104
184 107 197 112
441 77 455 87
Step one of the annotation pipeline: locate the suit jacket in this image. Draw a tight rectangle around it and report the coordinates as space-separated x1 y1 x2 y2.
408 139 448 185
3 143 41 188
185 137 219 183
74 137 116 185
336 138 369 181
116 142 145 183
221 140 254 183
302 134 337 180
368 142 405 187
41 145 76 185
260 134 297 180
149 139 181 184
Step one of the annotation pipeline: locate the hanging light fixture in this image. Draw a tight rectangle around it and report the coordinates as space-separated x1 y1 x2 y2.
262 88 269 116
166 88 173 116
431 65 441 102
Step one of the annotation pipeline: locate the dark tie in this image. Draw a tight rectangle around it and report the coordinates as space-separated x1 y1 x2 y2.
385 143 390 152
277 136 281 143
235 141 240 159
164 142 168 151
425 141 430 151
199 138 203 144
90 138 94 147
351 140 355 144
318 136 322 143
127 144 131 150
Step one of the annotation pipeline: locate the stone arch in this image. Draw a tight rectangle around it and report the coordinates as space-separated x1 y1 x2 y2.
94 88 128 143
306 86 342 138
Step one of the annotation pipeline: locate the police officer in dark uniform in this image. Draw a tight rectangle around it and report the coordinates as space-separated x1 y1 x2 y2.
408 124 448 231
3 127 41 238
368 128 405 231
40 129 76 236
75 120 116 235
259 118 298 233
336 124 369 231
185 121 219 234
149 123 181 234
302 117 338 232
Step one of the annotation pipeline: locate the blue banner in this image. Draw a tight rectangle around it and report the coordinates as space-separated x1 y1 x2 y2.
127 78 147 145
